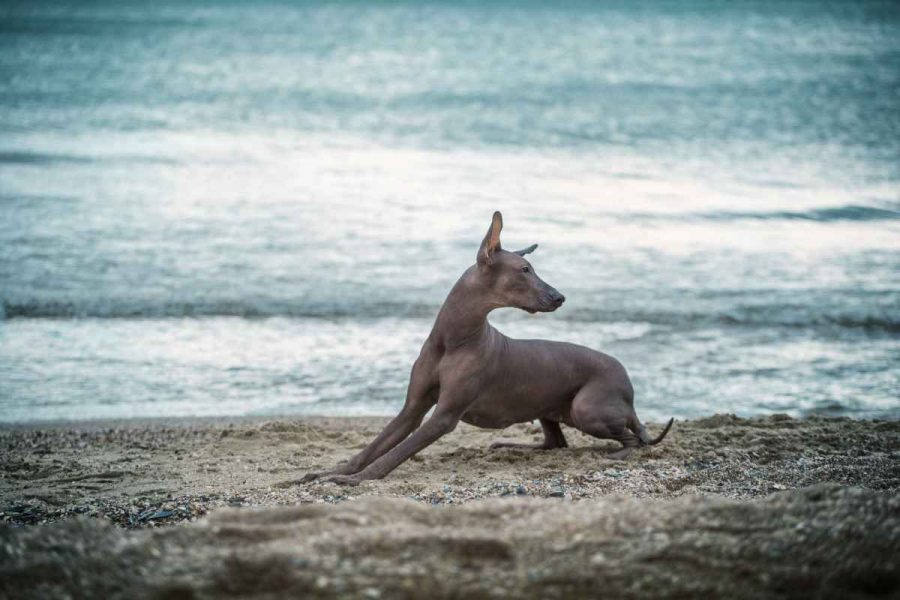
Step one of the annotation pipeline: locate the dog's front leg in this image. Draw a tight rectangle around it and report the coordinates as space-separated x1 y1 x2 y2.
300 366 438 483
300 400 433 482
323 405 463 485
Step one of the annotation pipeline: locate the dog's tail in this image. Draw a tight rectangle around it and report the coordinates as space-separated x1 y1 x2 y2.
637 417 674 446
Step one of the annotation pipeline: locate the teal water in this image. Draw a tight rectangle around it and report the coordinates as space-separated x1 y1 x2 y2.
1 0 898 422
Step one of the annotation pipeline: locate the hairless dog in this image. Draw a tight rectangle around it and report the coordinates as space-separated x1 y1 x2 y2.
303 211 673 485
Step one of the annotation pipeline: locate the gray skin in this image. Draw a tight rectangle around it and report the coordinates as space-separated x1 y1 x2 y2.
303 211 673 485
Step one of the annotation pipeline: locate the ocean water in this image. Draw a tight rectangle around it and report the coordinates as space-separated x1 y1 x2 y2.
1 0 898 423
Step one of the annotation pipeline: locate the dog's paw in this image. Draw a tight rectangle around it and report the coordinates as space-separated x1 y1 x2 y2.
489 441 540 451
299 471 329 483
322 474 363 486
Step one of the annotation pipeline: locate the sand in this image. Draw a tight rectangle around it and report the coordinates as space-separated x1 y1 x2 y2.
1 415 898 598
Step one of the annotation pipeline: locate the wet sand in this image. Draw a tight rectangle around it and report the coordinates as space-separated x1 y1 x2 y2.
1 415 898 598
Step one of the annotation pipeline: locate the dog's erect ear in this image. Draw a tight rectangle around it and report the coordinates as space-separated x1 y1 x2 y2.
511 244 538 256
477 211 503 266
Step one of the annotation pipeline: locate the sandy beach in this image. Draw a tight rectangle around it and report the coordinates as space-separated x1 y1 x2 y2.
1 414 898 598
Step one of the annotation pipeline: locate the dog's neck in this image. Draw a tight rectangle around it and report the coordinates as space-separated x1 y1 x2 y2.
431 267 497 349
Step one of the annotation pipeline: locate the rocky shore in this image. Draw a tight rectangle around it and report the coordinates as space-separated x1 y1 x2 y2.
1 415 898 598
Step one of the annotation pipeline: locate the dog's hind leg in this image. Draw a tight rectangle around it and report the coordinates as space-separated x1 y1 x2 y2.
603 432 641 460
489 419 568 450
570 385 641 460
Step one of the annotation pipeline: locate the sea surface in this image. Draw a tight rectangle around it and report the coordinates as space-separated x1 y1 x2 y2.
1 0 898 423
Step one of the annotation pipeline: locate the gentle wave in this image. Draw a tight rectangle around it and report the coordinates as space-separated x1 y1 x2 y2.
3 298 897 332
0 151 92 165
0 150 179 166
564 307 900 333
696 205 900 223
0 299 437 321
620 205 900 223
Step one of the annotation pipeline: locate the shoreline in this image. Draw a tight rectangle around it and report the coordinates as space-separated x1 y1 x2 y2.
0 414 396 432
0 410 893 430
2 413 896 528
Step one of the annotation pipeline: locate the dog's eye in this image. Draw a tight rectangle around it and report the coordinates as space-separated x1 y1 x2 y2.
522 266 531 274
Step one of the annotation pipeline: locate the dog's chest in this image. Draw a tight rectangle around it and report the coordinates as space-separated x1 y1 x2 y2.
459 403 515 429
459 386 543 429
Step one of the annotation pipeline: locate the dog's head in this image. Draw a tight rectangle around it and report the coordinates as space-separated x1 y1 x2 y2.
474 211 565 314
